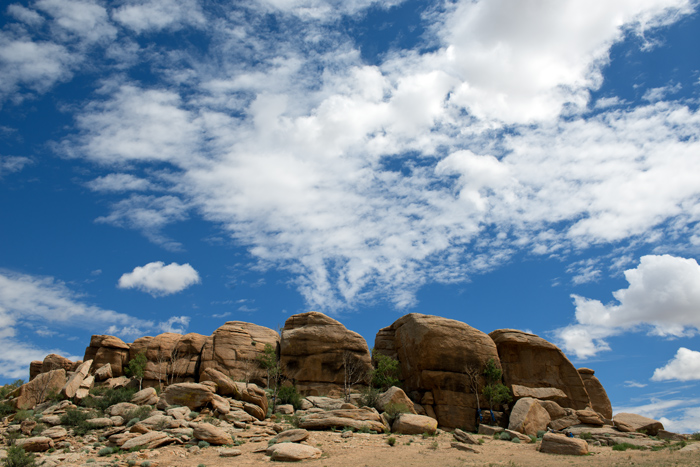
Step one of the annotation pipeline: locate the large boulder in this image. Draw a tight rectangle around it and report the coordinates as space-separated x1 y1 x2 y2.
298 408 388 432
129 333 182 386
171 333 208 382
613 413 664 436
376 386 416 414
489 329 591 411
539 432 588 455
269 443 322 461
199 321 279 383
162 382 215 410
392 413 438 435
14 369 67 410
84 335 130 377
29 361 43 381
61 360 92 399
41 354 74 374
193 422 233 445
280 311 372 395
508 397 551 436
578 368 612 419
375 313 500 431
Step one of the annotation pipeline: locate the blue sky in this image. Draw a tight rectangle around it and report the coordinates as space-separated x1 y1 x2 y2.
2 0 700 432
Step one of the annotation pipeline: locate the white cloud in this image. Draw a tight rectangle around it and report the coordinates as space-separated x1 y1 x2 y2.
615 396 700 433
118 261 201 296
7 4 45 26
35 0 117 44
624 381 648 388
86 173 152 192
0 269 188 378
112 0 205 33
653 348 700 381
95 195 189 251
643 83 682 102
0 156 32 176
556 255 700 359
158 315 191 333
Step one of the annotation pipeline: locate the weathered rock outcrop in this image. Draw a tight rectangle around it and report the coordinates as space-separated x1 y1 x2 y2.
129 333 181 385
375 313 500 431
199 321 279 382
489 329 591 411
280 311 372 395
171 333 208 381
84 335 130 377
578 368 613 419
613 413 664 436
14 369 67 409
539 432 588 455
508 397 551 436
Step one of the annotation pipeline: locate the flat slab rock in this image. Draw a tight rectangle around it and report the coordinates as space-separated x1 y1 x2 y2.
539 432 588 456
269 443 323 461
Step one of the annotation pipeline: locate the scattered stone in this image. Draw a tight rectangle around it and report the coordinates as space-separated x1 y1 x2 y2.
269 443 322 461
539 432 588 455
453 428 479 445
305 396 346 411
42 426 67 440
219 448 242 457
477 425 503 436
15 436 54 452
193 422 233 445
450 442 479 453
392 413 438 435
272 428 309 444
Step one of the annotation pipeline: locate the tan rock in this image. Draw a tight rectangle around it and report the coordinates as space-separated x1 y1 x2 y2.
210 394 230 415
451 442 479 453
231 381 268 417
129 333 182 383
489 329 591 411
162 382 214 410
270 443 322 461
538 400 568 420
121 431 169 450
84 335 130 377
539 432 589 455
170 333 208 381
578 368 613 419
376 386 416 414
29 361 43 381
280 311 371 392
375 314 500 431
613 413 664 436
575 408 605 426
193 422 233 445
453 428 479 445
94 364 113 381
508 397 551 436
478 425 503 436
109 432 140 446
273 428 309 444
86 418 114 428
392 413 438 435
299 407 388 432
548 414 580 431
131 387 159 406
41 426 67 440
15 436 54 452
61 359 92 399
511 385 567 402
41 354 74 374
15 369 67 410
219 448 242 457
199 321 279 383
107 402 139 418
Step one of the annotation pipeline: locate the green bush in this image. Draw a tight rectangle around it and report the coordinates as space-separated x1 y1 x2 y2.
692 432 700 441
13 410 33 424
580 432 592 440
125 406 153 422
60 409 94 436
97 447 114 457
528 435 536 443
384 403 410 423
2 445 36 467
371 351 401 390
499 432 511 441
612 442 644 451
126 418 140 428
387 436 396 446
0 380 24 400
511 437 520 444
536 430 546 439
198 441 210 449
359 387 381 409
82 387 137 413
0 401 15 417
277 385 302 410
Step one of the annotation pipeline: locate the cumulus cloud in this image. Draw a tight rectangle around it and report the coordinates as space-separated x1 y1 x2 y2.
556 255 700 359
112 0 205 33
118 261 201 296
652 348 700 381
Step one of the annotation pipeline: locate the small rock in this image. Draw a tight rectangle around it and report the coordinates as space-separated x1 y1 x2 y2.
450 442 479 453
273 428 309 444
219 448 242 457
392 414 437 435
477 425 503 436
276 404 294 415
15 436 54 452
341 430 353 438
131 387 159 406
453 428 479 445
270 443 322 461
193 422 233 445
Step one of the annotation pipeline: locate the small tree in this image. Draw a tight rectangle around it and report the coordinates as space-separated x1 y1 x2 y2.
126 351 147 391
464 364 481 416
370 349 401 391
342 351 367 402
256 344 283 411
482 358 512 415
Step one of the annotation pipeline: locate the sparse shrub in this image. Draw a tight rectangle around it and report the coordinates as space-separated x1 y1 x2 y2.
612 442 644 451
358 425 371 434
277 385 302 410
528 435 536 443
0 380 24 400
83 387 137 412
580 432 592 440
511 437 520 444
13 410 33 424
359 387 381 409
536 430 546 439
141 462 151 467
198 464 206 467
429 440 438 450
126 418 139 428
387 437 396 446
125 406 152 422
0 401 15 417
370 350 401 390
30 423 46 436
198 440 210 449
60 409 94 436
499 432 511 441
692 432 700 441
384 403 410 423
2 445 36 467
283 414 301 428
97 447 114 457
478 438 485 445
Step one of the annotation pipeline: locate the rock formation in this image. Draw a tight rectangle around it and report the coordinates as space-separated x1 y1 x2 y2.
489 329 591 411
578 368 613 419
84 335 131 377
375 313 500 431
280 311 372 395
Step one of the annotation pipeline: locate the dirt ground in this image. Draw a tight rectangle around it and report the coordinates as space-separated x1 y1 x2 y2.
110 431 700 467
